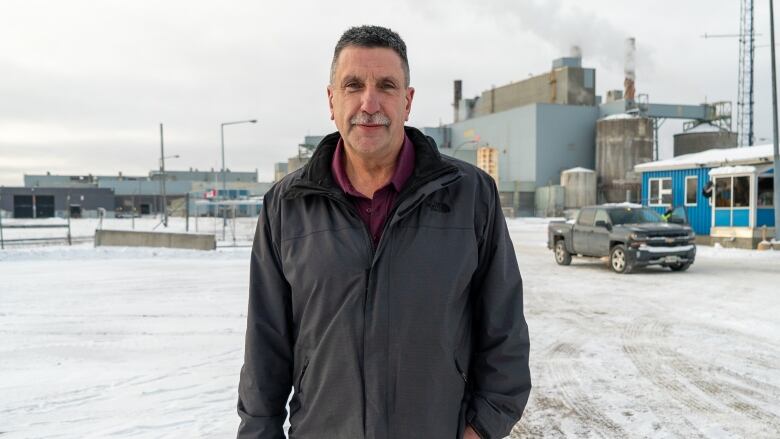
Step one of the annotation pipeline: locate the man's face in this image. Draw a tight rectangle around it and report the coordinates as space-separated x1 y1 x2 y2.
328 46 414 160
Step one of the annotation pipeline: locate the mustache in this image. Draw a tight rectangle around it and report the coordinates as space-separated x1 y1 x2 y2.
350 112 390 126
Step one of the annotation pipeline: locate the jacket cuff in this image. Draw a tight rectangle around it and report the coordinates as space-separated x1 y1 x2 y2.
236 411 287 439
466 395 509 439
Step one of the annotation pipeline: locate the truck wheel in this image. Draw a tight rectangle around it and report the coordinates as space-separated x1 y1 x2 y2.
554 240 572 266
610 244 633 274
668 261 692 272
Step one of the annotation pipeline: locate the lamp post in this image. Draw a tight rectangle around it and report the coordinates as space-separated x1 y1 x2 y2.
159 153 180 227
220 119 257 240
158 124 181 227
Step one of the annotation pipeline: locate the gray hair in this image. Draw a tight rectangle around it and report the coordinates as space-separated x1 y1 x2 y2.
330 25 410 87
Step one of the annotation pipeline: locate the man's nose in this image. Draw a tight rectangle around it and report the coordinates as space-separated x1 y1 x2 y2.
359 87 381 115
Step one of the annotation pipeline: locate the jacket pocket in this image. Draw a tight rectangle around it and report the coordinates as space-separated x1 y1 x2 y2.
454 357 468 384
296 356 310 395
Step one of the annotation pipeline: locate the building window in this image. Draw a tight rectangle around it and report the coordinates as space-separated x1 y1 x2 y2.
715 177 731 207
733 176 750 207
757 176 774 207
648 178 672 206
715 175 752 208
685 176 698 206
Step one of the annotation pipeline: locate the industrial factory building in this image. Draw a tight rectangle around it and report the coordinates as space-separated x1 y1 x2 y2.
1 169 270 219
274 135 323 182
0 186 114 219
426 39 737 216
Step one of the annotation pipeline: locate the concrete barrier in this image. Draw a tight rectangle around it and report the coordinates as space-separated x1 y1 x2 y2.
95 230 216 251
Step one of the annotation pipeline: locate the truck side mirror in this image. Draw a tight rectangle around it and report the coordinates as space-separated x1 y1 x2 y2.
595 220 611 230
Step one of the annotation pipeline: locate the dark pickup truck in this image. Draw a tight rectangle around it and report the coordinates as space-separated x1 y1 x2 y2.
548 204 696 273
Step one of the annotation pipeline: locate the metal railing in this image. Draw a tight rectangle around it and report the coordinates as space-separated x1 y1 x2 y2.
0 219 72 249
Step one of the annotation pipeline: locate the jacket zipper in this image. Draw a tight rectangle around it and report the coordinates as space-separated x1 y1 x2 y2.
289 165 459 435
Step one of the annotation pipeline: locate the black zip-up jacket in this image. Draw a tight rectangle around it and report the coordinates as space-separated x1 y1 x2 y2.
237 126 531 439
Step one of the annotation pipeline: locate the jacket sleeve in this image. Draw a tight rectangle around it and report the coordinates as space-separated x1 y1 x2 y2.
237 192 293 439
466 179 532 439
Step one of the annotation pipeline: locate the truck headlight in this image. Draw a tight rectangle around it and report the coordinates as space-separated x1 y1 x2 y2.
629 233 647 241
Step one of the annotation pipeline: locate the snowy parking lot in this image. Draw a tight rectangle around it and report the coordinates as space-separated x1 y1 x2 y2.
1 218 779 438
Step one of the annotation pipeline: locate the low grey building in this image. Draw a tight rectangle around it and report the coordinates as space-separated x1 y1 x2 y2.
0 187 115 219
20 169 269 217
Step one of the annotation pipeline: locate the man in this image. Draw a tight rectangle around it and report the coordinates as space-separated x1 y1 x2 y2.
238 25 531 439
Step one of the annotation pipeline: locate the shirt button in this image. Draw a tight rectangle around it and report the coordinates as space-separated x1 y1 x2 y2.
365 208 372 213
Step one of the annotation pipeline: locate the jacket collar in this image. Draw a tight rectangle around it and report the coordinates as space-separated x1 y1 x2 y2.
283 126 457 200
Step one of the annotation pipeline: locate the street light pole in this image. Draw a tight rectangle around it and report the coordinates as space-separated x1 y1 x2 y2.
220 119 257 240
159 123 168 227
158 124 181 228
770 0 780 242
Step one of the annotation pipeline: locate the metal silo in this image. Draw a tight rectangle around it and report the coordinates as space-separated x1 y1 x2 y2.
595 115 654 203
561 167 597 208
673 131 737 156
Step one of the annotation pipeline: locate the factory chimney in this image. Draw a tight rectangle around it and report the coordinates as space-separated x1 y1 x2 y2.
453 80 463 123
624 37 636 102
571 45 582 60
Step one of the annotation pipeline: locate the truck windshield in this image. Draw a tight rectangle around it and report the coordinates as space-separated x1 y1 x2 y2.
608 208 664 225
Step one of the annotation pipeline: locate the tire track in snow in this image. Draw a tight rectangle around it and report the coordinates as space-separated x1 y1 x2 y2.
622 318 780 436
544 341 627 438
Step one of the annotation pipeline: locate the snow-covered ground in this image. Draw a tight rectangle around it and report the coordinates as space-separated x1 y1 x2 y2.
0 216 258 246
1 218 779 438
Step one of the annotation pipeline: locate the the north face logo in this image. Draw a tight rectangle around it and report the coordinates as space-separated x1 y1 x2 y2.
425 200 451 213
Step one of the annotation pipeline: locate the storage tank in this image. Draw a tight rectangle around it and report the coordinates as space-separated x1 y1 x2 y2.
673 131 737 156
561 167 597 208
595 115 653 203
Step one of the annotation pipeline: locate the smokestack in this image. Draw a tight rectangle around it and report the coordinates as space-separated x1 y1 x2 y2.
624 37 636 102
453 80 462 123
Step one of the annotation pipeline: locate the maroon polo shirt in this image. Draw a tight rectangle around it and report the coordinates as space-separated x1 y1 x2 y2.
331 134 415 247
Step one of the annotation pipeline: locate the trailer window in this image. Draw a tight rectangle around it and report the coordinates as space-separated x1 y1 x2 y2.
648 178 672 206
733 176 750 207
715 178 731 207
758 176 774 207
685 176 698 206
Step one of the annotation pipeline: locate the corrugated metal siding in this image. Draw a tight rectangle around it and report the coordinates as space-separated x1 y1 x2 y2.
641 168 712 235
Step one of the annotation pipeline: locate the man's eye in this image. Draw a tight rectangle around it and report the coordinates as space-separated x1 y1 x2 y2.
345 83 361 90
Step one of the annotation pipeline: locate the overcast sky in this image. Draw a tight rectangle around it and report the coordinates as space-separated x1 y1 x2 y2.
1 0 776 186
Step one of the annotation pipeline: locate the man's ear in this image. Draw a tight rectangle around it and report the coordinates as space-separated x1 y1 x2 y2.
404 87 415 121
327 85 335 121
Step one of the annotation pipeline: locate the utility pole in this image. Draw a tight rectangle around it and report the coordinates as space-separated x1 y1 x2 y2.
0 191 4 250
770 0 780 239
159 123 168 227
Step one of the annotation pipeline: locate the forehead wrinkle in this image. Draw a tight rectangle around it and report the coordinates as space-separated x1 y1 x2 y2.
334 47 406 85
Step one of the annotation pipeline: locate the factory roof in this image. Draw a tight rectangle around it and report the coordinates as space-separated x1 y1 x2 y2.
635 143 776 172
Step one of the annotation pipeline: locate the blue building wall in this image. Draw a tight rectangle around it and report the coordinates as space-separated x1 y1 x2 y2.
641 168 712 236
